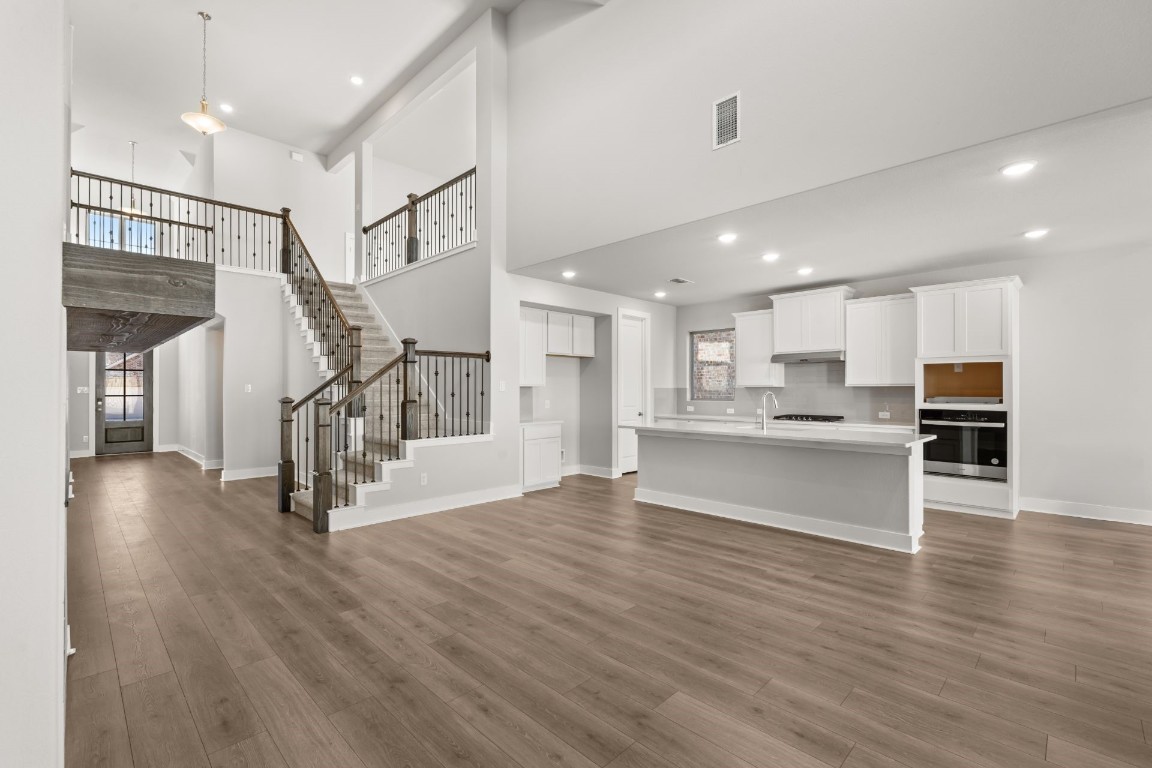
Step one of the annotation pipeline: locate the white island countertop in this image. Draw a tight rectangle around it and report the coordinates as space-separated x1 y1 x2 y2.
631 418 934 455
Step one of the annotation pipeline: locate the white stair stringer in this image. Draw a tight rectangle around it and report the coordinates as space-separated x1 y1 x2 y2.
282 282 337 380
281 281 398 381
288 433 517 532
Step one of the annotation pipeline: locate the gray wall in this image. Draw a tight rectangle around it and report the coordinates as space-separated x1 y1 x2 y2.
579 316 614 472
522 355 582 471
363 245 491 352
67 352 91 453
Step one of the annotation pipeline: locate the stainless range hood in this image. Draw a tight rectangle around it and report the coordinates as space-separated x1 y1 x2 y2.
770 350 845 364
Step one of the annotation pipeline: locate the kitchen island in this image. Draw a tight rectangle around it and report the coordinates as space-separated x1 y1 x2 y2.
630 420 935 553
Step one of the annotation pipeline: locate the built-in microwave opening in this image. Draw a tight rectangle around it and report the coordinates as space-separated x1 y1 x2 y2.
923 362 1003 404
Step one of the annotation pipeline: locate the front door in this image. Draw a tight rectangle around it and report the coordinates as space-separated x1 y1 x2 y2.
96 351 153 455
617 313 647 474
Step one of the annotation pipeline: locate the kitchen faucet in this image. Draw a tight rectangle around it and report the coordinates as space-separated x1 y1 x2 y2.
761 390 779 429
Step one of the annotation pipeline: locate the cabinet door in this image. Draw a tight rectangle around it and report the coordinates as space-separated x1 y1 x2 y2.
539 437 561 484
918 290 959 358
572 314 595 357
962 285 1009 355
845 303 882 386
520 307 546 386
522 437 542 487
735 313 784 387
546 312 574 355
805 291 843 351
884 299 916 385
772 296 805 354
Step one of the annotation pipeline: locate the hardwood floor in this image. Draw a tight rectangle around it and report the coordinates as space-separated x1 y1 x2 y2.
66 452 1152 768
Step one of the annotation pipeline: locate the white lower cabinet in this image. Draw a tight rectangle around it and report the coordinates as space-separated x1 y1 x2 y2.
845 295 915 387
522 422 562 492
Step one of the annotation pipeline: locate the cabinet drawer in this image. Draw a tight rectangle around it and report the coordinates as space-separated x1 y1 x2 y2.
522 423 561 441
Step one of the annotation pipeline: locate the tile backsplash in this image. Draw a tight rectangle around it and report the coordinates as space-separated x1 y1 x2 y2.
656 361 915 425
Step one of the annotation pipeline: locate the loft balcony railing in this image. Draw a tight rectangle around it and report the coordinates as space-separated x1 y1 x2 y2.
361 167 477 281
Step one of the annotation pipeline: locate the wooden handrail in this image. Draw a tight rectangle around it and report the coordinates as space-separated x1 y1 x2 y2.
418 349 491 362
292 363 353 413
361 167 477 233
283 215 353 330
71 168 284 219
329 351 406 414
70 202 214 232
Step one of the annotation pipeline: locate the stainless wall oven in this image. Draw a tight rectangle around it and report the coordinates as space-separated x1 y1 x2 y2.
919 409 1008 481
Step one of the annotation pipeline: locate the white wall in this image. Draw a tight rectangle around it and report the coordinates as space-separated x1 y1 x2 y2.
213 129 354 280
523 356 582 471
676 247 1152 521
71 124 206 193
0 1 68 763
369 158 444 224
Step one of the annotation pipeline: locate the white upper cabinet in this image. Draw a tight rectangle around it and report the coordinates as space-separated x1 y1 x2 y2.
519 306 546 387
845 295 915 386
912 276 1021 358
733 310 786 387
572 314 595 357
769 286 857 355
546 311 574 355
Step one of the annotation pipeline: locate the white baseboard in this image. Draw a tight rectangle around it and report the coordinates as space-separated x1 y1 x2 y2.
634 488 920 554
328 484 523 532
1021 497 1152 527
69 449 94 459
221 466 277 482
561 465 583 477
573 465 620 479
155 444 181 453
925 501 1018 519
178 447 207 466
203 459 224 470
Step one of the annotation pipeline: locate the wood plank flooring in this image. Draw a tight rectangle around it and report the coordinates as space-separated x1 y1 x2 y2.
66 452 1152 768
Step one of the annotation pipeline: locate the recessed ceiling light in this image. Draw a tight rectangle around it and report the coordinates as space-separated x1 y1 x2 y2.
350 75 364 86
1023 228 1049 240
762 252 780 262
219 103 233 113
797 267 814 276
562 270 576 279
1000 160 1036 177
654 291 667 298
717 233 737 244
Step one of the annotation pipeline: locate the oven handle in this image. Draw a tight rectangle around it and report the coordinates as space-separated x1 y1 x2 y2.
920 420 1006 428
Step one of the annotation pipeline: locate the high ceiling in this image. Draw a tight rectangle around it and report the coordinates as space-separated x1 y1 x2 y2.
70 0 522 157
513 100 1152 305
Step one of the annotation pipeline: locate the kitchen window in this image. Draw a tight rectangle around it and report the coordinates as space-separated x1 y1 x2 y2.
689 328 736 401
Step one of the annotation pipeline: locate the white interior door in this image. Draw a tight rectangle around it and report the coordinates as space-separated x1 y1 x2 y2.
617 313 646 474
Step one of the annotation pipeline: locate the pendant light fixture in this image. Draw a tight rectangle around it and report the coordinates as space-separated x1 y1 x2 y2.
122 140 142 215
181 11 226 135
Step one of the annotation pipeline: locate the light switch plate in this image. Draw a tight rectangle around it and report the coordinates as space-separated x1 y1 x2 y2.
726 408 735 414
77 386 89 394
686 405 695 412
879 411 891 419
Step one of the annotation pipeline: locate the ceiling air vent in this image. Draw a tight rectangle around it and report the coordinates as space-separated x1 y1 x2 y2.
668 277 694 285
713 92 741 150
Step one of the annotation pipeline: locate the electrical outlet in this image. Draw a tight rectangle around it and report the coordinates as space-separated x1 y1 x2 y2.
244 384 252 393
420 472 428 486
544 399 551 409
879 411 891 419
756 408 763 415
82 435 88 444
726 408 735 414
77 386 89 394
686 405 695 412
499 380 506 392
953 363 964 373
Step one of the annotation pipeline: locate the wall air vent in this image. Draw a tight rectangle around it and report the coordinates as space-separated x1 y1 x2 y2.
668 277 694 285
713 92 741 149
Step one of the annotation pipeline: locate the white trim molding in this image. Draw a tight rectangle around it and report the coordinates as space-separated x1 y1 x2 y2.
69 449 94 460
1021 497 1152 527
221 466 277 482
328 484 522 532
360 242 478 287
635 488 921 554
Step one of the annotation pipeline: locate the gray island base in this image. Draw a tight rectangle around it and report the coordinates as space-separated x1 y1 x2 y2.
631 422 936 554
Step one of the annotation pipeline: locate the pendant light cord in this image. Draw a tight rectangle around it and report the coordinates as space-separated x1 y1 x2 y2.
199 11 210 102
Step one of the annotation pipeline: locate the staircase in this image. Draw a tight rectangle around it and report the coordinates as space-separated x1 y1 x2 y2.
281 279 398 380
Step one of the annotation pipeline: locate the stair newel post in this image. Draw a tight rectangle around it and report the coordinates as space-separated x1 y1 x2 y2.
405 193 420 265
312 398 332 534
277 397 295 514
401 338 419 441
279 207 292 275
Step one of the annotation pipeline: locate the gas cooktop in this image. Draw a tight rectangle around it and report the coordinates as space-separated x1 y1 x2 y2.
773 414 845 423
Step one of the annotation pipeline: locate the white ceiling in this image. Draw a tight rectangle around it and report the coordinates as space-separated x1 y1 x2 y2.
372 64 477 180
506 0 1152 271
513 100 1152 305
69 0 522 157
